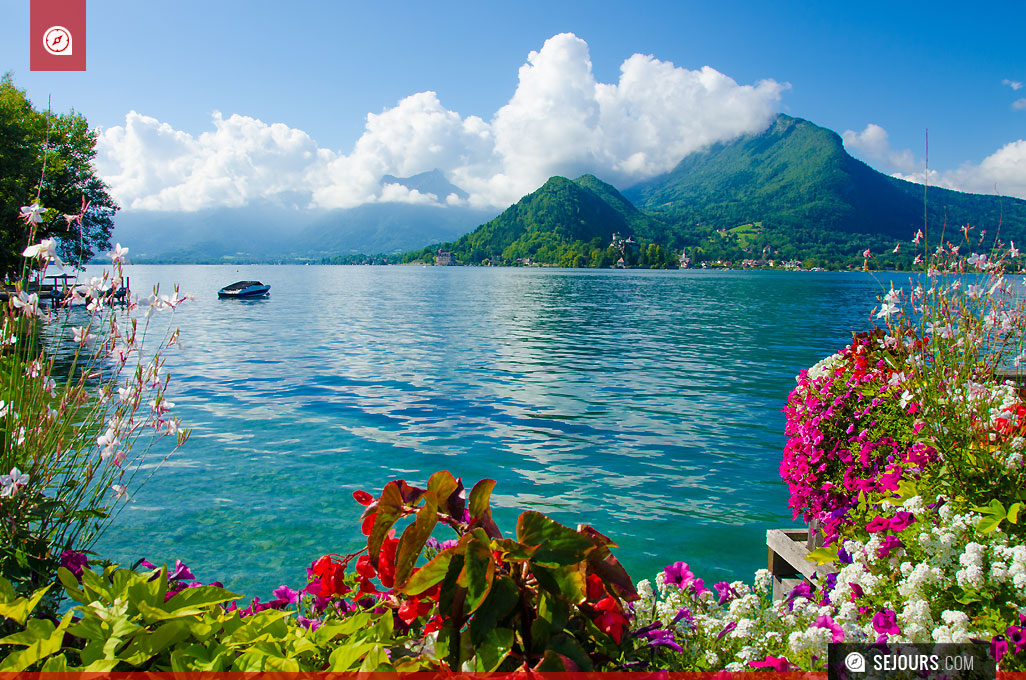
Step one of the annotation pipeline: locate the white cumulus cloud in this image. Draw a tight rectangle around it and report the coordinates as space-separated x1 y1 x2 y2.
841 123 918 175
846 123 1026 200
97 32 787 212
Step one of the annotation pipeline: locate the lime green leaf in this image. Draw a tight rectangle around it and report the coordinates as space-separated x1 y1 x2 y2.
0 610 73 672
1009 503 1021 524
0 617 56 647
0 583 51 626
808 546 839 565
359 644 393 672
395 491 439 587
117 619 191 666
978 515 1004 534
159 585 240 612
57 567 87 604
170 643 231 672
328 641 378 670
40 653 69 672
0 577 15 603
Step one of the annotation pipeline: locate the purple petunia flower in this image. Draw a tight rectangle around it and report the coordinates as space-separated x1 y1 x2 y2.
168 559 194 582
663 561 694 587
714 581 736 605
60 550 88 581
872 608 901 636
639 627 683 653
876 535 904 558
671 606 694 627
813 614 845 642
889 511 916 532
272 585 300 605
297 615 321 631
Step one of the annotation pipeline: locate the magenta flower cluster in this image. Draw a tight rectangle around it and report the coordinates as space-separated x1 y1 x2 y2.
780 335 936 542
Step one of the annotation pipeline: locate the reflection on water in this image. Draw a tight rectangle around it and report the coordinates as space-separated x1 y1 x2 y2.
90 264 892 597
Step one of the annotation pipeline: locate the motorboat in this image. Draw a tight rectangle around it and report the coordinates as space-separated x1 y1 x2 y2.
218 280 270 299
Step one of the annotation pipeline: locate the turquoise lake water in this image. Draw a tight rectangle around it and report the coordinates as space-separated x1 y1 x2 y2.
88 265 891 599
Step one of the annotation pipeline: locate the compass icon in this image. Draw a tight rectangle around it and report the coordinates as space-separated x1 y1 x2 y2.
43 26 73 56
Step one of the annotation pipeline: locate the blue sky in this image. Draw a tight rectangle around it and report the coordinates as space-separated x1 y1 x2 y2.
2 0 1025 210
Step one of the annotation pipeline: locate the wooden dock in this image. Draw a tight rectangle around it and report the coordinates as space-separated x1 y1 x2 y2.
766 525 838 600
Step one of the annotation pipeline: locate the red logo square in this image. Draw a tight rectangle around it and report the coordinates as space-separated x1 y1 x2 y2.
30 0 87 71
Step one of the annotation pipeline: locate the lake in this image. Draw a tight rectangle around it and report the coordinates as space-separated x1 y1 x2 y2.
88 264 889 598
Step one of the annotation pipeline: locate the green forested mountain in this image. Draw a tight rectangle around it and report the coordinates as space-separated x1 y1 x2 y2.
402 114 1026 269
624 114 1026 266
404 175 677 267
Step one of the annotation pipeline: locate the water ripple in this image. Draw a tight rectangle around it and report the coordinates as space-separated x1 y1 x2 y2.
94 265 888 596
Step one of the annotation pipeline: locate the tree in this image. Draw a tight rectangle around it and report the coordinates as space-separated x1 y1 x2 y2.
0 73 118 277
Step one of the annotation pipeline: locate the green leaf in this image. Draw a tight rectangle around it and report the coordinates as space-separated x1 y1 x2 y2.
159 585 240 612
40 653 69 672
395 491 439 588
469 575 520 645
1009 503 1021 524
474 627 514 672
546 633 593 671
517 511 595 566
0 582 51 626
359 644 393 672
57 567 87 604
469 478 496 519
427 470 459 507
491 538 539 563
328 641 379 670
0 610 73 672
401 546 454 596
530 563 587 604
978 515 1004 534
117 619 191 666
0 576 15 603
458 534 495 613
808 546 839 565
170 643 231 672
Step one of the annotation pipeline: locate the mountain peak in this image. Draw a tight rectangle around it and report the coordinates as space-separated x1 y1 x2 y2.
380 169 469 201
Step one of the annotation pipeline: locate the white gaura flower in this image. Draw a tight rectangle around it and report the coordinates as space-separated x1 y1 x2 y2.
876 302 900 320
111 484 128 499
965 284 984 299
967 253 988 269
12 291 44 319
109 243 129 264
0 467 29 497
22 238 64 268
72 326 95 346
19 203 44 224
1011 241 1020 258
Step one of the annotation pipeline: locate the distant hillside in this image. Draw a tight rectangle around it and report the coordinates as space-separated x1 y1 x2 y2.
624 114 1026 264
380 169 469 202
112 201 493 263
403 175 677 268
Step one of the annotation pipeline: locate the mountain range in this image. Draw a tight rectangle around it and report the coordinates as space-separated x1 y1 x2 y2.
113 115 1026 267
403 115 1026 268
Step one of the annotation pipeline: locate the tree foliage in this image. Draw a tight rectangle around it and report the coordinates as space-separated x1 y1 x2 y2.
0 73 118 276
